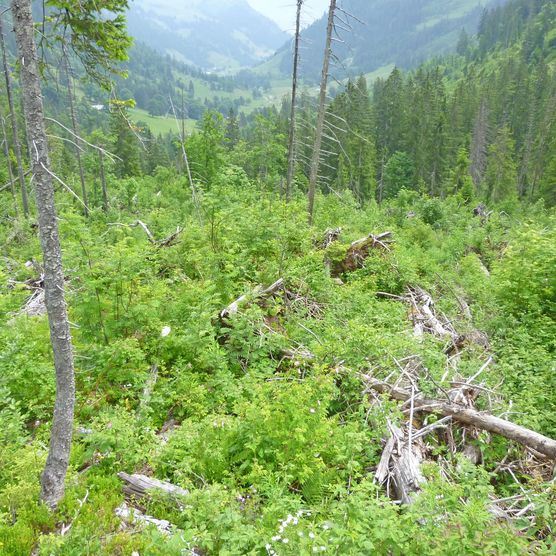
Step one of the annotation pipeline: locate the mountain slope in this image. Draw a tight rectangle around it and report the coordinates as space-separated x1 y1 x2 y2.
264 0 508 81
127 0 288 72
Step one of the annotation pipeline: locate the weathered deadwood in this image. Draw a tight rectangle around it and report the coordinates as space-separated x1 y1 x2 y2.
331 232 393 276
375 423 427 504
117 472 188 502
408 286 457 341
115 502 176 534
364 377 556 459
318 227 342 249
157 226 184 248
109 221 184 249
220 279 284 321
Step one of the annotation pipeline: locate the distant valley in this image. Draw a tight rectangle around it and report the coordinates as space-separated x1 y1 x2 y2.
127 0 289 72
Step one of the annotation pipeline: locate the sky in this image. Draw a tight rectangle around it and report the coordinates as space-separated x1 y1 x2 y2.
247 0 330 32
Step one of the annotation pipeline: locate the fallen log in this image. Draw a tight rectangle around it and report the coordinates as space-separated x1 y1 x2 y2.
220 278 284 321
363 377 556 459
108 221 184 249
117 472 189 502
331 231 393 276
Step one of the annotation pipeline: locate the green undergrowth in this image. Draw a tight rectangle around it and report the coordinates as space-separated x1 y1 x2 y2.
0 168 555 554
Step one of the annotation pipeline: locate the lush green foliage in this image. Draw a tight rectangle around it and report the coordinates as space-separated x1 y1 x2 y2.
1 168 555 552
1 0 555 553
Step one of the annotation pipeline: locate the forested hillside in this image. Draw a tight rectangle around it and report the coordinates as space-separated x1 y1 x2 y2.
127 0 288 72
0 0 555 554
266 0 509 81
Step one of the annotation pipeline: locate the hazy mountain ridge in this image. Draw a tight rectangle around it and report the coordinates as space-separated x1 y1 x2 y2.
127 0 289 72
268 0 509 81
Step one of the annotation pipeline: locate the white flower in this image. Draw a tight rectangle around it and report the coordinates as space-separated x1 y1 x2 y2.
309 408 316 413
161 326 171 337
313 549 319 553
272 536 281 542
320 547 326 552
298 532 304 537
309 532 315 539
282 539 289 544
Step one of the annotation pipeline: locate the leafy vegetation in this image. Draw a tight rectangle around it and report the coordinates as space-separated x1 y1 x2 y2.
0 0 555 553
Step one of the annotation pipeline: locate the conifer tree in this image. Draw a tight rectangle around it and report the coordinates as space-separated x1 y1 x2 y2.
484 126 518 203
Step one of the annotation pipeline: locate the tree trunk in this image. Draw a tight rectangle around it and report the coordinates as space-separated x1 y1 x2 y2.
307 0 336 225
0 12 29 217
11 0 76 508
99 149 108 211
285 0 303 202
63 48 89 216
0 108 18 213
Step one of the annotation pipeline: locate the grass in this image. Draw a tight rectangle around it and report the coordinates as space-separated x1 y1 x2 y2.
130 108 197 136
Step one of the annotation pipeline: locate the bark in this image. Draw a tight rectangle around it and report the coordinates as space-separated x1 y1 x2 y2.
364 377 556 459
0 12 29 216
307 0 337 225
220 278 285 321
118 472 189 502
286 0 303 202
11 0 75 508
63 48 88 216
0 108 18 212
99 149 108 211
470 99 490 190
331 231 393 276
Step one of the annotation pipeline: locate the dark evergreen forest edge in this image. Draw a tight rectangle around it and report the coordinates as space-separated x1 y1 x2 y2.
0 0 555 554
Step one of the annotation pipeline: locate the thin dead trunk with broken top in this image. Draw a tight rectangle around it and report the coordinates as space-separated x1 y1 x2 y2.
11 0 75 508
0 108 18 213
0 12 29 217
307 0 337 225
286 0 303 202
63 46 89 216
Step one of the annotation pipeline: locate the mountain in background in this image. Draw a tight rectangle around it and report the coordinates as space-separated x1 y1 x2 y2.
127 0 289 72
263 0 508 81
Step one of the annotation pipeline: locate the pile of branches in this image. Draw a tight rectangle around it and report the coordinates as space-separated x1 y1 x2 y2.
362 286 555 530
8 262 47 317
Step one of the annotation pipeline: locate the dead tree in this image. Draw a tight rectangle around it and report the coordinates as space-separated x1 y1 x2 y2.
364 377 556 459
0 108 18 213
169 95 201 222
0 12 29 217
286 0 303 202
307 0 337 225
470 99 490 190
11 0 76 508
63 45 89 216
99 149 108 211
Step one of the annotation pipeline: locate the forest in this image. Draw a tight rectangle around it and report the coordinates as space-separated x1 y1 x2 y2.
0 0 555 554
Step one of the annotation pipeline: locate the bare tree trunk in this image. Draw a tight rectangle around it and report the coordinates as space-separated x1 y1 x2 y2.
470 99 490 191
307 0 336 225
63 47 89 216
286 0 303 202
11 0 75 509
99 149 108 211
1 109 18 213
0 13 29 217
